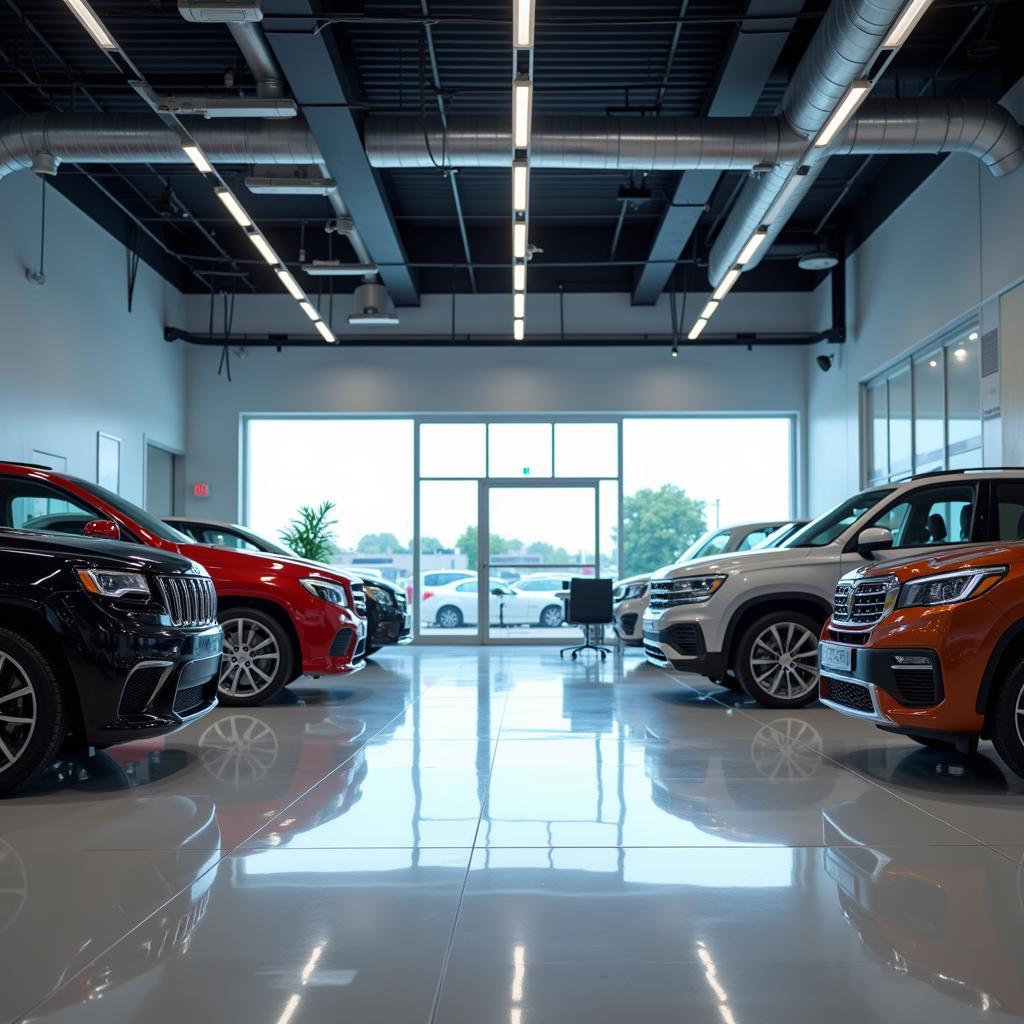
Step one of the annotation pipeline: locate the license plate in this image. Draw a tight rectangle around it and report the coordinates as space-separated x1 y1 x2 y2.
819 642 852 673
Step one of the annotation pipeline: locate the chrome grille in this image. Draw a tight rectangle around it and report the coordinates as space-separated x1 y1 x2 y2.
350 582 367 615
831 576 898 629
157 575 217 627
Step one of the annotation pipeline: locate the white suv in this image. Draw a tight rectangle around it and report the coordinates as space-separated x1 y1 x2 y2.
613 521 798 645
642 470 1024 708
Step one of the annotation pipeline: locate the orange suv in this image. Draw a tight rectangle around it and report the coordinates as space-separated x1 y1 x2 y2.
819 542 1024 775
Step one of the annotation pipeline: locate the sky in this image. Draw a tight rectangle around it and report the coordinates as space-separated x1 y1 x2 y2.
247 417 793 554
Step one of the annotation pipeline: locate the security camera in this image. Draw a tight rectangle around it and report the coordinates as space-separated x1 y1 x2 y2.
816 354 833 372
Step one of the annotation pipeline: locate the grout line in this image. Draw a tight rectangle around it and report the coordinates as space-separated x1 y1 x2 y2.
425 679 512 1024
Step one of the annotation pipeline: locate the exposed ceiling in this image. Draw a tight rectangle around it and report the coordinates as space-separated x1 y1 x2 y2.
0 0 1020 303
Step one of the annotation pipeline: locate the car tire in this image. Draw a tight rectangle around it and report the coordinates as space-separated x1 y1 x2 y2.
436 605 464 629
217 608 294 707
735 611 821 709
365 645 381 657
0 628 68 797
989 659 1024 779
539 604 564 628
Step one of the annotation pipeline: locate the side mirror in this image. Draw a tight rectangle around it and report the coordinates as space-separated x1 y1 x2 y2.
856 526 893 559
84 519 120 541
491 588 505 596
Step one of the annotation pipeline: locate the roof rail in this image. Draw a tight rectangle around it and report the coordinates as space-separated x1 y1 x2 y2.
909 467 1024 481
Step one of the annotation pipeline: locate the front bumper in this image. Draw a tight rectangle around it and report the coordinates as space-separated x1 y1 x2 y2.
819 641 945 727
613 596 646 645
367 597 413 648
642 619 728 679
301 605 368 675
53 593 222 746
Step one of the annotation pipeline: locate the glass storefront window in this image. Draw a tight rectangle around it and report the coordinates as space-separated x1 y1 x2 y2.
420 423 486 478
554 423 619 477
488 423 553 478
864 324 981 484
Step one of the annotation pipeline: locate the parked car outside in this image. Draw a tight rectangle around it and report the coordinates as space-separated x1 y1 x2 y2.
421 575 565 629
819 540 1024 773
0 528 221 794
0 462 366 708
613 520 797 646
407 569 476 606
643 470 1024 708
167 517 410 655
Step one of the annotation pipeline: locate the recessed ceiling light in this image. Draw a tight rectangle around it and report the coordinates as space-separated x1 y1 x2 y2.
968 331 979 341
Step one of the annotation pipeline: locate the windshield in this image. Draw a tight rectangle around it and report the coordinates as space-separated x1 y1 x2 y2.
675 529 728 564
752 522 801 550
74 477 192 543
787 489 894 548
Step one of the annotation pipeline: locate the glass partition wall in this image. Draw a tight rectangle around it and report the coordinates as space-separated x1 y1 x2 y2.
245 415 796 644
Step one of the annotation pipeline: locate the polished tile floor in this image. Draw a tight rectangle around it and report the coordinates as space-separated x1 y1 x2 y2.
4 647 1024 1022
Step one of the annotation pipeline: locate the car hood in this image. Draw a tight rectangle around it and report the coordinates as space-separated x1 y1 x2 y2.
853 543 1022 584
0 528 202 574
614 572 650 588
651 545 823 581
178 543 355 584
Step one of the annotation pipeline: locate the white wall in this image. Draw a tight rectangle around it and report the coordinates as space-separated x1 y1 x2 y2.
806 78 1024 512
181 288 814 523
0 171 186 507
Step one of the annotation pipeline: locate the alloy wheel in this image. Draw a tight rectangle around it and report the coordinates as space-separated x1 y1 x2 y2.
751 719 824 780
219 618 281 700
540 605 564 628
748 623 819 700
0 654 37 778
1013 677 1024 751
437 607 462 629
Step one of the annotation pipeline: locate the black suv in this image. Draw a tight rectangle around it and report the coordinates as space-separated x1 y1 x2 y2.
0 529 222 794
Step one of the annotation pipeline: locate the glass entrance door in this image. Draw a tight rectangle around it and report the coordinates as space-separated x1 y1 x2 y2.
482 482 600 642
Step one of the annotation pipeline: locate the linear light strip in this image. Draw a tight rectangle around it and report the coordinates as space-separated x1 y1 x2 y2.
182 144 212 174
62 0 116 49
513 80 533 150
712 268 741 303
513 0 534 49
884 0 935 47
814 80 872 149
688 317 709 341
214 187 252 228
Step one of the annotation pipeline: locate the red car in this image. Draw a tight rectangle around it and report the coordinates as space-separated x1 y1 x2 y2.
0 462 366 707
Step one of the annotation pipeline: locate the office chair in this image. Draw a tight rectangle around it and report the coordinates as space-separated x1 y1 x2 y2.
560 578 614 661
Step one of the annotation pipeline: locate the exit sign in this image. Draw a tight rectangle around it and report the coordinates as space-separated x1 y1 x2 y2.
193 482 210 497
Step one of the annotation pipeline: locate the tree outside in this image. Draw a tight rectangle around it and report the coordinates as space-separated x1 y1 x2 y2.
620 485 706 578
356 532 408 553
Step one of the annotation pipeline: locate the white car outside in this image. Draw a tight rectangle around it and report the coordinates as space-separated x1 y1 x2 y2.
641 470 1022 708
612 520 793 645
422 576 566 629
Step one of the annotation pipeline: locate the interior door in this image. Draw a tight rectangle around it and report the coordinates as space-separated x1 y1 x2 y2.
482 481 600 642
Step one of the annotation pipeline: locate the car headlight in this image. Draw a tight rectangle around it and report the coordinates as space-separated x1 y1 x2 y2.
363 584 393 606
76 569 150 599
615 583 647 602
664 575 727 603
896 567 1006 609
300 578 349 607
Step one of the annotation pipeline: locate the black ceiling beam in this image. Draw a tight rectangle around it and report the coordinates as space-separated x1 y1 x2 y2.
167 326 827 348
631 0 805 305
262 0 419 306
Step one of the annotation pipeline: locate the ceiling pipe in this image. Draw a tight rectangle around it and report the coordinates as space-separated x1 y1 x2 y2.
365 100 1024 175
707 0 911 285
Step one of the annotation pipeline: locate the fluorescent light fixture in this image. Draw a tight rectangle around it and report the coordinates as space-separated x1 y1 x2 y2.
513 262 526 291
513 221 527 259
247 231 278 265
814 81 872 149
711 268 741 302
182 144 212 174
736 227 770 266
298 301 320 322
512 161 529 213
314 320 337 343
513 79 533 149
513 318 525 341
302 260 380 277
513 0 534 49
513 292 525 318
688 317 709 341
883 0 935 48
699 300 719 320
63 0 116 49
215 187 252 228
275 269 304 300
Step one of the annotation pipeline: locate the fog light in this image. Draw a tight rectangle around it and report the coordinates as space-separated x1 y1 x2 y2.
891 655 930 666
